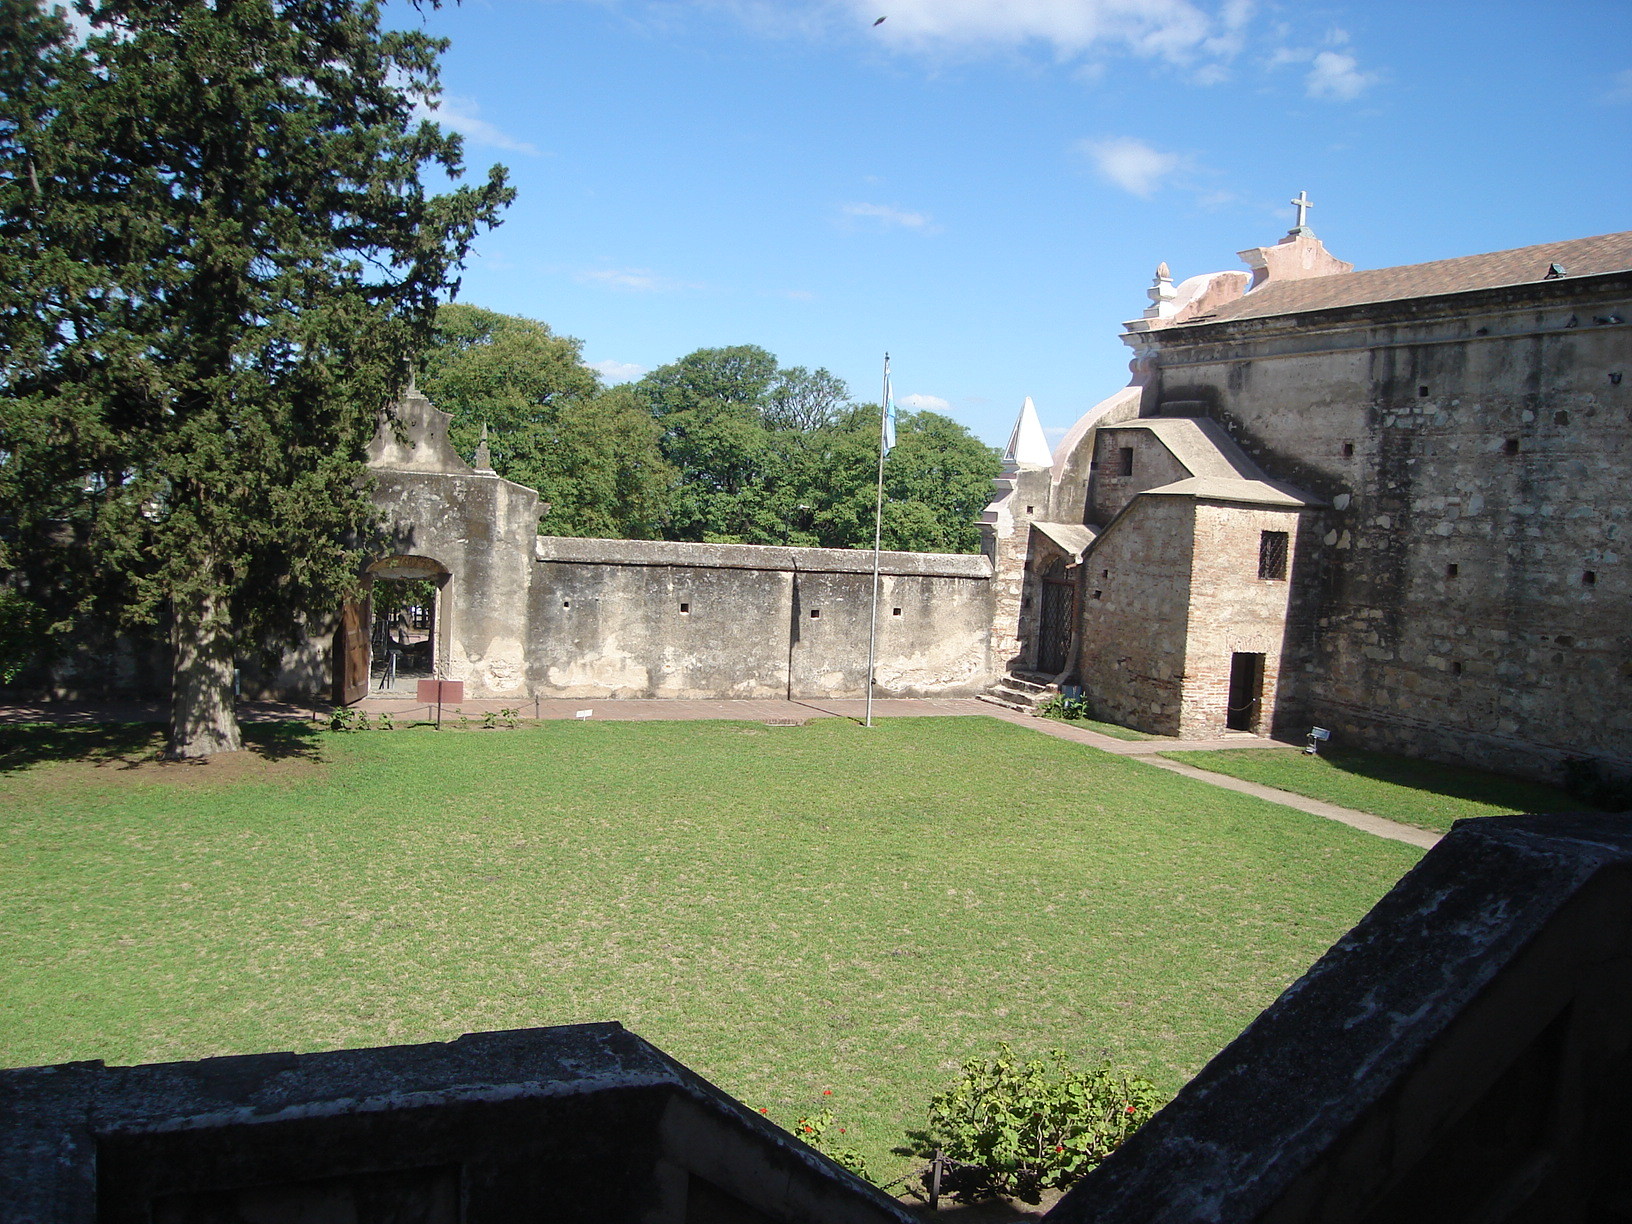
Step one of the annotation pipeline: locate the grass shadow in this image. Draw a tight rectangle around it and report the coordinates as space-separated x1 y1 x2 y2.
0 720 324 774
1313 746 1598 813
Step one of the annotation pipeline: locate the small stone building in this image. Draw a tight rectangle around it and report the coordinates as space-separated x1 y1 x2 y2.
982 223 1631 779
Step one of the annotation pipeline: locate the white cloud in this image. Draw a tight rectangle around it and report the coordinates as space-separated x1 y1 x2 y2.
1305 50 1376 101
1082 137 1182 197
837 0 1226 65
591 359 647 383
1605 68 1632 104
898 393 950 410
414 95 539 155
577 267 702 292
840 202 935 230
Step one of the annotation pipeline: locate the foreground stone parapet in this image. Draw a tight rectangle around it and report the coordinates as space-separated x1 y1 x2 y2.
1048 813 1632 1224
0 1022 911 1224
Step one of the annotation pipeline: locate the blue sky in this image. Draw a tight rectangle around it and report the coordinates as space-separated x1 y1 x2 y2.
387 0 1632 448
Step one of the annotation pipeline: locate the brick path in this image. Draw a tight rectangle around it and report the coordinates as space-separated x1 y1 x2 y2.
0 694 1436 848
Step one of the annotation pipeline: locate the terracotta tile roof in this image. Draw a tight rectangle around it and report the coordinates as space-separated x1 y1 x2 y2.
1186 231 1632 326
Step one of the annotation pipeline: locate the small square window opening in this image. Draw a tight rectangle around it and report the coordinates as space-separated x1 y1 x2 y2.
1504 438 1521 455
1446 563 1459 578
892 607 902 616
679 602 689 613
1118 447 1135 477
809 608 821 619
1583 571 1597 586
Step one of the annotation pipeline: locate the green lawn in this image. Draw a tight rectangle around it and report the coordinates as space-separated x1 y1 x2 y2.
0 716 1421 1182
1159 745 1595 833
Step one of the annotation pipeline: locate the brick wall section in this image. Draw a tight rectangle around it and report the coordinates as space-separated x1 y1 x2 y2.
1088 427 1192 526
1178 501 1309 737
1077 497 1196 734
1146 273 1632 778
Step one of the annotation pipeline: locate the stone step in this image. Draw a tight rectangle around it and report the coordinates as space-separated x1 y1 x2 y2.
985 683 1057 711
976 692 1035 714
999 675 1053 695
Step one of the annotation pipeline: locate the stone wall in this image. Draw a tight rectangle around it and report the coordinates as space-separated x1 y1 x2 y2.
528 538 993 700
1178 501 1311 738
1087 426 1192 526
1144 273 1632 777
1077 497 1196 734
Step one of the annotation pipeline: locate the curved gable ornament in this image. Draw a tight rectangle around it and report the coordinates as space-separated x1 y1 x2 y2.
367 384 476 474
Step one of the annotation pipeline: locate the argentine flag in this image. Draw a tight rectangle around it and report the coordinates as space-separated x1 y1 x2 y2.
881 357 897 455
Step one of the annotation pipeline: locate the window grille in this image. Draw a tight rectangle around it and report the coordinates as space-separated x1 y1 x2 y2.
1258 531 1289 580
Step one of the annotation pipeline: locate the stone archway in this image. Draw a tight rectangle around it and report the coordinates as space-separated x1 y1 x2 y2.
363 555 451 696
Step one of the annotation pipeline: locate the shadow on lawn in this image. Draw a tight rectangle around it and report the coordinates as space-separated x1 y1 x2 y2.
0 720 323 773
1313 745 1604 813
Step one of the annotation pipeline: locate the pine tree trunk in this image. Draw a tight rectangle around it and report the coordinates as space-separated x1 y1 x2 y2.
168 589 242 759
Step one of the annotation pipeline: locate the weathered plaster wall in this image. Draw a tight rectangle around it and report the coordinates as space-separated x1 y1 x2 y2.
978 464 1053 672
528 537 993 700
371 469 541 699
1076 497 1196 734
1145 275 1632 777
1178 501 1311 738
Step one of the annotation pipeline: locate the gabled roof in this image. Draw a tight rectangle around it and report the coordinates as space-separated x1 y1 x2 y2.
1185 231 1632 326
1099 418 1324 509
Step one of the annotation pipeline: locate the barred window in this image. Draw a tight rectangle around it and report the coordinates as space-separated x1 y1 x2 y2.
1258 530 1289 580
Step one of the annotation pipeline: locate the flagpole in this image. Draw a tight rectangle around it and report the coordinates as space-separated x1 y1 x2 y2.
865 353 890 729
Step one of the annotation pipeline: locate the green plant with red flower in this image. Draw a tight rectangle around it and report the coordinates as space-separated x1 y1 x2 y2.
899 1044 1165 1203
757 1091 871 1183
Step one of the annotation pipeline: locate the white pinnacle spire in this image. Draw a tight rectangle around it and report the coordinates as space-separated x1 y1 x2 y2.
1003 396 1052 470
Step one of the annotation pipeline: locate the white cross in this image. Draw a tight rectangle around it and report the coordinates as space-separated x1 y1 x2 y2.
1290 190 1313 230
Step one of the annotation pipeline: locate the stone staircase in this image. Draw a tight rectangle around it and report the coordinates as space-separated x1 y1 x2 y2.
977 671 1060 714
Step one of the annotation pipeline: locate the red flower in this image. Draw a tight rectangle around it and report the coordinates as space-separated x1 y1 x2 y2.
822 1089 832 1095
759 1107 768 1114
1055 1146 1064 1153
1125 1105 1137 1115
839 1128 846 1134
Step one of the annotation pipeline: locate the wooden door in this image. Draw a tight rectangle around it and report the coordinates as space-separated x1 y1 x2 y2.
333 597 370 706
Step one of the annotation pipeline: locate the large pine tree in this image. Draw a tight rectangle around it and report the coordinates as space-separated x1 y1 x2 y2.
0 0 512 756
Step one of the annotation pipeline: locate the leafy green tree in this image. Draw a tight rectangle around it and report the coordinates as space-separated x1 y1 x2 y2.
417 304 673 538
633 346 998 550
638 346 783 543
0 0 511 757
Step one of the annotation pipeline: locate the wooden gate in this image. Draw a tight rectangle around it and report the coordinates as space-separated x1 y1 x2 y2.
1037 560 1075 675
332 597 370 706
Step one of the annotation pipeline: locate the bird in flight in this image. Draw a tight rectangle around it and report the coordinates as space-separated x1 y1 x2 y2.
873 15 886 25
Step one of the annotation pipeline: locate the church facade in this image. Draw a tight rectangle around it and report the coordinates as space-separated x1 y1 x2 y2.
983 222 1632 781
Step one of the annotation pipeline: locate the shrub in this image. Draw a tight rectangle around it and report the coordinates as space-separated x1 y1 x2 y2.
902 1045 1164 1203
1037 694 1093 722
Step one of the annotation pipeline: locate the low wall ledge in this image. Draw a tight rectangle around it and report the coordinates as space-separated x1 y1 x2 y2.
534 535 994 579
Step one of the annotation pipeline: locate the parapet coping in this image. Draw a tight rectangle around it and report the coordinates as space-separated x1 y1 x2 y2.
0 1022 914 1223
1047 814 1632 1223
535 535 994 579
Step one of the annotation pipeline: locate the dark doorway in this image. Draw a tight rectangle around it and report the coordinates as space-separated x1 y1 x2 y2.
1226 652 1264 732
1037 559 1075 675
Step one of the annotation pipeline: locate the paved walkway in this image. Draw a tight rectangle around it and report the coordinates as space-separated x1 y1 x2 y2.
0 694 1437 848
